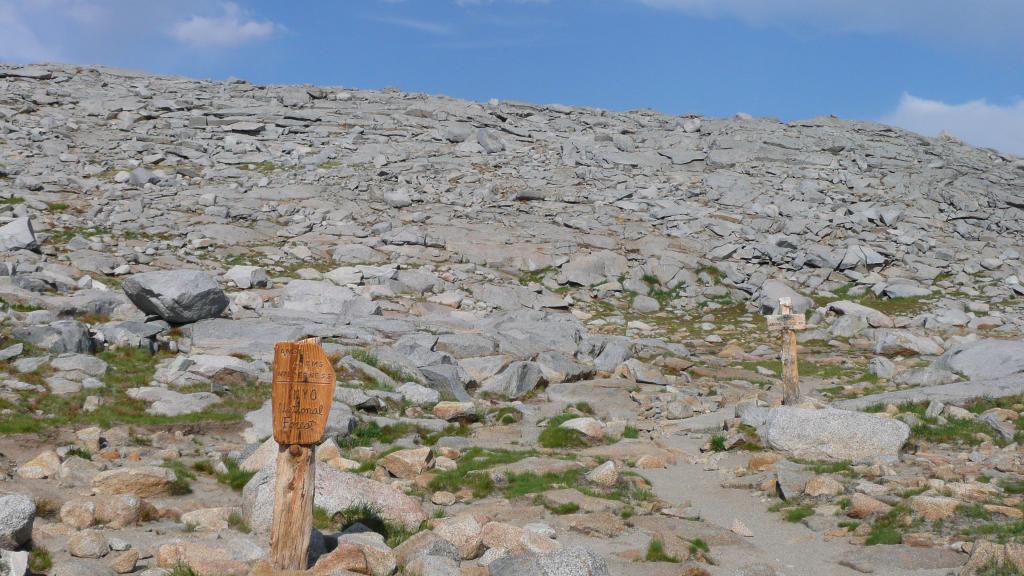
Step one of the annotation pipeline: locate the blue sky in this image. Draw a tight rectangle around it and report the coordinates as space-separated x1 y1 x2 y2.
2 0 1023 154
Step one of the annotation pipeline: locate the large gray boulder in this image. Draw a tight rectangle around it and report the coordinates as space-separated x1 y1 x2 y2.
280 280 380 317
0 217 38 252
122 270 229 324
488 547 610 576
557 251 628 287
12 320 93 354
758 280 813 315
479 361 544 399
0 494 35 549
242 463 426 535
759 407 910 463
934 338 1024 380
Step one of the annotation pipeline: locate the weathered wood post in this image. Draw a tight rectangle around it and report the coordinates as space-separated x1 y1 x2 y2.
766 297 806 406
269 338 336 570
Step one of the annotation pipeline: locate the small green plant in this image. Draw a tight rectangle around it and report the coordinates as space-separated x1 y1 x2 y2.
0 196 24 205
315 504 421 547
865 525 902 545
645 538 680 563
689 538 709 554
622 425 639 439
215 458 255 491
162 460 196 496
547 502 580 514
574 401 595 415
183 521 198 533
29 546 52 573
313 506 333 530
166 563 200 576
46 202 70 211
192 460 215 474
227 511 250 534
784 505 815 523
959 503 993 520
538 413 589 449
796 459 854 476
709 435 727 452
64 446 92 459
1000 478 1024 495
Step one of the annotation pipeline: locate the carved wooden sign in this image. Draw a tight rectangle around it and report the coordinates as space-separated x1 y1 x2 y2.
766 312 807 332
271 338 336 446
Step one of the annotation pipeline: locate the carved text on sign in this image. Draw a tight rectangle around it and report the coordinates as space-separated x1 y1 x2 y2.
271 339 337 445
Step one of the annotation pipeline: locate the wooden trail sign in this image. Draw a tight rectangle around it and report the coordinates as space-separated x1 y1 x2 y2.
269 338 336 570
766 297 806 406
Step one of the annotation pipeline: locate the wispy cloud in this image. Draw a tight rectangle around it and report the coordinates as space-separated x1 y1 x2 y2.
0 0 61 61
636 0 1024 54
170 2 278 48
370 15 452 35
882 93 1024 157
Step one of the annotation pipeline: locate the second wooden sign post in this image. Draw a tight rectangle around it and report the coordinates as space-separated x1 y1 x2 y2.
269 338 337 570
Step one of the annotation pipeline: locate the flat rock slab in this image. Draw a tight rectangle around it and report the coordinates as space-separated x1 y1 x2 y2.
837 545 965 573
579 441 677 466
542 489 623 513
188 319 306 360
835 375 1024 411
546 379 639 420
489 457 582 482
760 407 909 463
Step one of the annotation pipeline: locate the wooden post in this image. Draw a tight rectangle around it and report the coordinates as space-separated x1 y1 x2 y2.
269 338 336 570
766 297 806 406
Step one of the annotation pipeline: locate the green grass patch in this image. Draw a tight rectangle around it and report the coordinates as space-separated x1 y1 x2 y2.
506 469 584 499
227 511 250 534
162 460 195 496
623 425 639 439
865 504 916 546
816 283 931 316
0 196 24 205
538 413 589 449
312 504 423 547
709 435 727 452
337 421 415 450
784 505 815 523
518 266 557 286
546 501 580 514
960 521 1024 544
959 503 993 520
1000 478 1024 495
29 546 52 573
65 446 93 460
216 458 255 491
0 347 268 434
427 448 537 498
795 459 854 477
166 563 200 576
645 538 680 563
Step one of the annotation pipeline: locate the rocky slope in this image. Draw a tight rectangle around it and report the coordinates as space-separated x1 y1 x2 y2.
0 62 1021 576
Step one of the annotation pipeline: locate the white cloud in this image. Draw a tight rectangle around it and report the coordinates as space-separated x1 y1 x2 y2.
170 2 276 48
370 16 452 35
636 0 1024 52
881 93 1024 157
0 1 60 61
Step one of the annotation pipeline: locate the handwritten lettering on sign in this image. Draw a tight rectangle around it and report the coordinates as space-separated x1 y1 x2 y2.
271 339 337 445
